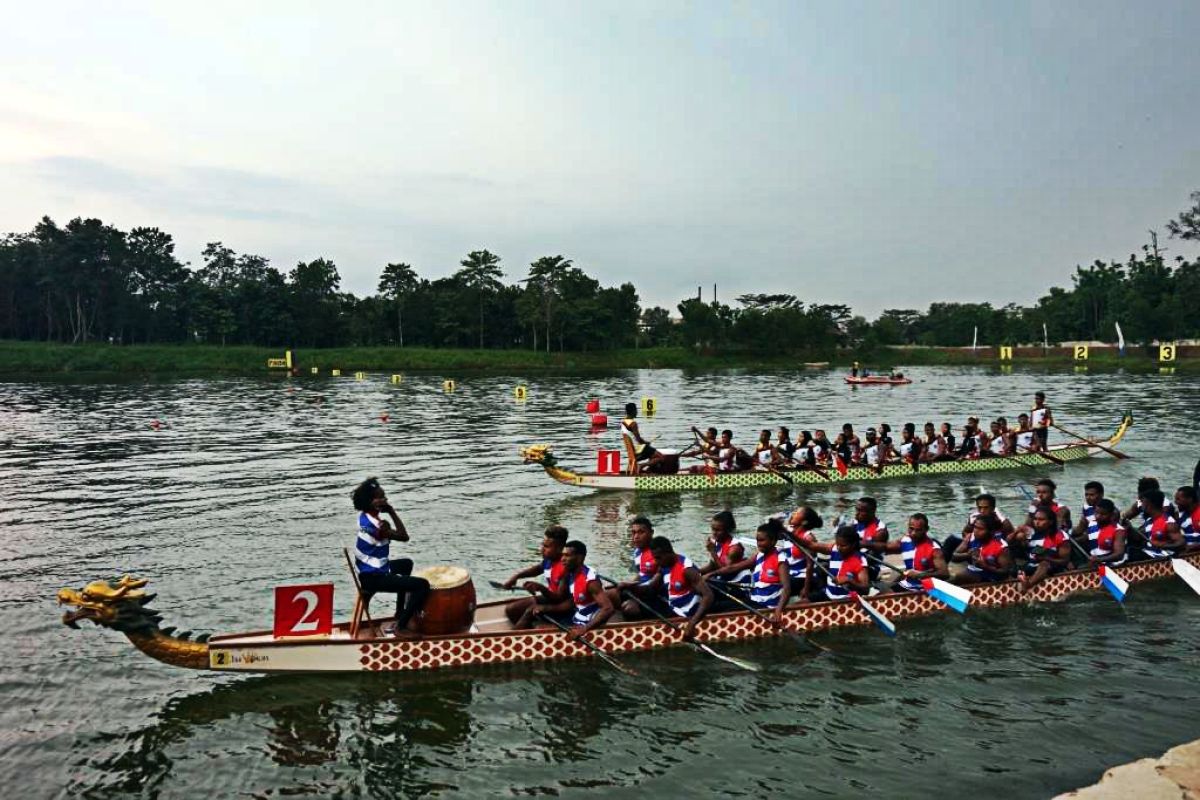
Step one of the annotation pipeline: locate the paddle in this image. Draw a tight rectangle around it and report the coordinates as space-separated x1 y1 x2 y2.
783 533 896 637
488 580 520 591
1050 421 1129 460
858 550 972 614
1170 558 1200 598
537 612 649 681
1064 534 1130 603
705 578 829 652
781 454 832 482
1014 441 1065 466
595 573 761 672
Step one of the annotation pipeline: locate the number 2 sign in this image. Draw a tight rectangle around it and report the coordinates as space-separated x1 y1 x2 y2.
273 583 334 638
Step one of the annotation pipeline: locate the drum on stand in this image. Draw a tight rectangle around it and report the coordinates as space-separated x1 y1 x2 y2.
414 565 476 635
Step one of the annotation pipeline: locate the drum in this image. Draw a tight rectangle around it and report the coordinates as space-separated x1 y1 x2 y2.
414 565 477 635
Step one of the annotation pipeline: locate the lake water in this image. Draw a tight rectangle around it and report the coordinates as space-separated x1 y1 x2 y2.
1 366 1197 798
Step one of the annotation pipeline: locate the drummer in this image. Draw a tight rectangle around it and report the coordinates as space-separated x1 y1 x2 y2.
351 477 431 639
502 525 569 624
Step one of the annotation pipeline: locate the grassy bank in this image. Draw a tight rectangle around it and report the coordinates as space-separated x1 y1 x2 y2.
0 340 1192 375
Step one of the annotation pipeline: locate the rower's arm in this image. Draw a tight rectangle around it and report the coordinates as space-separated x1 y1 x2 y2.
709 555 755 578
578 580 614 633
1166 521 1186 549
992 548 1015 575
929 549 950 580
951 538 972 562
848 566 870 591
506 563 544 589
1049 542 1072 567
774 569 792 617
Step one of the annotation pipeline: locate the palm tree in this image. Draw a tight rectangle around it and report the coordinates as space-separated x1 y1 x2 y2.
454 250 503 349
523 255 572 353
377 262 418 347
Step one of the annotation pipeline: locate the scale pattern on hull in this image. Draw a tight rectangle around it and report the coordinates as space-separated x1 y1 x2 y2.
354 554 1188 672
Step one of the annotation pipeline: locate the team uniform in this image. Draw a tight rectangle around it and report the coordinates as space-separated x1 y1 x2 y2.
566 566 602 626
748 547 792 609
894 536 942 591
1179 506 1200 550
541 556 567 595
1031 405 1051 448
1138 516 1180 560
857 518 889 579
621 417 655 460
711 537 751 586
965 536 1010 582
1023 527 1069 576
662 555 701 618
1089 522 1126 565
631 547 657 584
825 548 868 600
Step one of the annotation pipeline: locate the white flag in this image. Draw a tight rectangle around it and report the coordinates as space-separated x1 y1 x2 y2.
972 326 978 351
1115 321 1125 354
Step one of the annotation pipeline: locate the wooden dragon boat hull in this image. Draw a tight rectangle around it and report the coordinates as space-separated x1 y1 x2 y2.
845 376 912 385
531 413 1132 492
200 552 1197 672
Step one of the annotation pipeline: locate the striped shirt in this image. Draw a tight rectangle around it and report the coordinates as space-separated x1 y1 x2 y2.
354 512 390 574
749 547 791 608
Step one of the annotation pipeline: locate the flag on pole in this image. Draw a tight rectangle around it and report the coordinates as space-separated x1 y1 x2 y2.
1098 564 1128 603
1115 321 1125 356
972 326 978 351
1043 322 1049 351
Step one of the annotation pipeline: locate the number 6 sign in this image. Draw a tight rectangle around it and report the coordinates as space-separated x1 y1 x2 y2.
273 583 334 638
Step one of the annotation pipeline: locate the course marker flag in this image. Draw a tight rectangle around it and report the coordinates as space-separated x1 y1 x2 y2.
850 592 896 637
1171 558 1200 597
1098 564 1129 603
921 577 972 614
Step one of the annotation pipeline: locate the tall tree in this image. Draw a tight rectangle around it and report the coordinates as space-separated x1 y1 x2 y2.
1166 190 1200 242
377 262 418 347
523 255 572 352
454 250 503 349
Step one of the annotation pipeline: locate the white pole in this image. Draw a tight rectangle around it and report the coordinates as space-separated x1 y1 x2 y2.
972 326 978 351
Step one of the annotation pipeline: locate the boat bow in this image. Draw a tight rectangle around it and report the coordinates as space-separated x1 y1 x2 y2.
58 575 210 670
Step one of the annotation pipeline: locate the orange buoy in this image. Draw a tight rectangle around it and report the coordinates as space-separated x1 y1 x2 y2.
590 413 608 427
585 399 600 414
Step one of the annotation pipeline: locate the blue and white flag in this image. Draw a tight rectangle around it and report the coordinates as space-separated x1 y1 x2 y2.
922 577 972 614
1099 564 1128 603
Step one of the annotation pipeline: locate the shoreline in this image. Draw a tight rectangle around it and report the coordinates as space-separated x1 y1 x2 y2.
1055 738 1200 798
0 340 1194 376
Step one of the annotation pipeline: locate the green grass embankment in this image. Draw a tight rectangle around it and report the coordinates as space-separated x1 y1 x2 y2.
0 340 1192 375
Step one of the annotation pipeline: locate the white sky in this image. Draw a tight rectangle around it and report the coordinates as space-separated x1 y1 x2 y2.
2 1 1198 316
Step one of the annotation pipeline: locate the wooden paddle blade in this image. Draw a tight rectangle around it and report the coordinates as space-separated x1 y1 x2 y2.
1171 559 1200 597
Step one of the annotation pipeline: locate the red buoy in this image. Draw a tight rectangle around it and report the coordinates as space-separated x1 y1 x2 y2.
150 419 162 430
590 413 608 427
585 399 600 414
380 413 390 423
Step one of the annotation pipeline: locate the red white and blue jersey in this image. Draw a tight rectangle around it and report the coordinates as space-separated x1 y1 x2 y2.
568 566 601 625
542 557 567 595
1080 504 1100 538
1027 500 1062 518
825 550 866 600
711 537 750 585
897 536 941 590
967 508 1010 528
1177 507 1200 548
631 546 657 584
1141 515 1177 559
749 547 791 608
966 536 1008 574
662 555 701 618
1089 523 1126 564
857 518 889 545
1133 498 1177 526
354 512 390 574
784 534 813 580
1027 528 1068 564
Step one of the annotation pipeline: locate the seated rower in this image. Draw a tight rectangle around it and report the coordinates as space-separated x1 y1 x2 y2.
1121 477 1177 525
558 541 615 639
879 513 948 592
608 515 665 619
942 493 1015 557
645 535 713 639
740 520 794 624
956 423 980 459
781 506 823 595
1016 505 1071 593
952 512 1014 585
620 403 668 473
715 429 745 471
502 525 569 624
1009 413 1037 454
701 510 750 605
921 421 946 462
753 428 778 468
683 425 719 460
1087 499 1127 567
1127 489 1184 561
940 422 957 456
1071 481 1106 565
1020 478 1072 532
799 525 870 602
854 496 890 578
1175 486 1200 552
351 477 431 639
838 423 861 461
811 429 834 464
985 420 1008 457
775 426 797 463
897 423 923 464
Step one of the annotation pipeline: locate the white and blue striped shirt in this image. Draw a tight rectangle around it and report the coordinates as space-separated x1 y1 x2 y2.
355 512 390 574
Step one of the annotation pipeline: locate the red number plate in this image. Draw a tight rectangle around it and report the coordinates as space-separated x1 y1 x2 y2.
273 583 334 638
597 449 622 475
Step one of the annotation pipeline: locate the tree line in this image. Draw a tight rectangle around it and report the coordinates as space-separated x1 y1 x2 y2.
1 192 1196 351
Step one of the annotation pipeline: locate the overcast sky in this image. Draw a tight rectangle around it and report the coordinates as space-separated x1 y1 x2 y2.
2 1 1198 317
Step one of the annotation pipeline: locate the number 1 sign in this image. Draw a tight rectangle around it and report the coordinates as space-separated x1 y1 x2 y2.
273 583 334 638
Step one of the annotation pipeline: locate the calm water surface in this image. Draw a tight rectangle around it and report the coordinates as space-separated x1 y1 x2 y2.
1 366 1197 798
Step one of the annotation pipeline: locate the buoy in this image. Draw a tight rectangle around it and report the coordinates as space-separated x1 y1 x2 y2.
150 419 162 430
331 369 341 377
585 399 600 414
590 413 608 427
380 412 390 423
390 374 403 384
514 385 528 401
443 380 456 393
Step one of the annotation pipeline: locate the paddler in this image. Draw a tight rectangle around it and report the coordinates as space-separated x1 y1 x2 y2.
351 477 431 639
1030 391 1053 451
1071 481 1106 563
700 510 750 602
1127 489 1184 561
811 429 834 464
878 513 949 592
1121 477 1177 525
502 525 569 624
645 536 713 639
985 420 1008 456
1016 505 1071 593
951 513 1014 585
898 423 923 464
607 515 664 619
942 493 1015 557
798 525 871 602
940 422 957 455
1010 413 1037 453
776 426 797 462
707 518 794 621
1020 478 1072 531
558 541 615 640
854 496 890 578
753 428 777 468
1086 499 1127 566
921 421 946 462
620 402 667 473
781 506 823 594
1175 486 1200 551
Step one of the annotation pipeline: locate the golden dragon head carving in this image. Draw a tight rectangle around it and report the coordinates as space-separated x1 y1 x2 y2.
519 444 556 467
58 575 166 635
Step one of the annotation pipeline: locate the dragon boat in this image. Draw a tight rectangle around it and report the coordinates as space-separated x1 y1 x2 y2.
520 412 1132 492
58 548 1191 674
